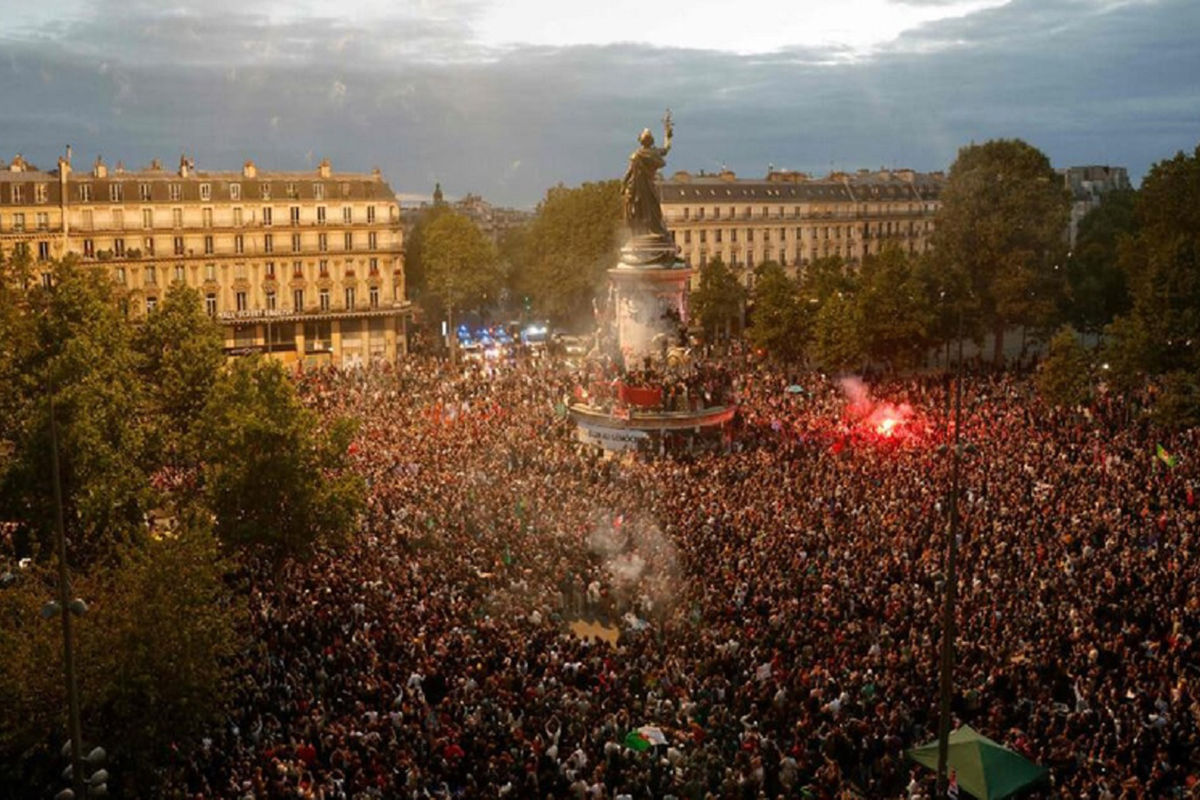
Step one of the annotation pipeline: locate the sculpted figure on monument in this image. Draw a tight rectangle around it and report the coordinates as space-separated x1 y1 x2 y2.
622 111 673 241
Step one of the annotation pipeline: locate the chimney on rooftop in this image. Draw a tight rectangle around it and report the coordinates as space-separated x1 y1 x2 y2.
317 158 331 178
243 160 258 178
93 156 108 179
179 154 189 178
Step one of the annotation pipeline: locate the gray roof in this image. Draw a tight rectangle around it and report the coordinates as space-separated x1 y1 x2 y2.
660 171 943 203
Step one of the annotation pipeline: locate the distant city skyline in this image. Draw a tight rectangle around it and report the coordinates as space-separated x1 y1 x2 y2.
1 0 1196 208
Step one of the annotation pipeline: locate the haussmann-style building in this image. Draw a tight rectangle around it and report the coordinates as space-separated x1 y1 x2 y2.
660 167 946 289
0 152 410 367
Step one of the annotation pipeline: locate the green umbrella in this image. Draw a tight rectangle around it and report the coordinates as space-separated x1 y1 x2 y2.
906 726 1048 800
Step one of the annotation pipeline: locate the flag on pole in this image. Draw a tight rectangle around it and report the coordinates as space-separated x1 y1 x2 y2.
1156 444 1178 468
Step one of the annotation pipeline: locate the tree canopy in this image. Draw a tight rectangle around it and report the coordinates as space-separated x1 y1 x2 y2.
746 261 805 362
195 357 365 564
508 180 623 324
690 256 746 340
931 139 1070 361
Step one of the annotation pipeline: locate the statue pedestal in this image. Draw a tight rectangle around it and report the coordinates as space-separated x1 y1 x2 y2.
610 237 690 364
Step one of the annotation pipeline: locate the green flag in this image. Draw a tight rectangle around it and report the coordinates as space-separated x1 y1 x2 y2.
1157 444 1178 468
623 730 651 752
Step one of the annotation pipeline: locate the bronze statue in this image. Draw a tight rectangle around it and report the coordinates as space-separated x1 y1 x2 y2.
622 111 673 240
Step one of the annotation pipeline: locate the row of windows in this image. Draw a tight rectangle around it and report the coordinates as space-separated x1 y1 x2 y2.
79 230 384 258
113 257 387 287
71 204 383 229
67 181 373 204
199 286 392 316
0 212 52 231
685 238 929 267
674 202 936 221
675 221 930 245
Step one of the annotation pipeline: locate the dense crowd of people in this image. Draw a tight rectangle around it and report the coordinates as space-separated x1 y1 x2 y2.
167 354 1199 799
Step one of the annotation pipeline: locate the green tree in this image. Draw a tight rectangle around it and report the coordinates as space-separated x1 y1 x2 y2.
402 201 453 312
1151 370 1200 431
1036 325 1092 408
0 524 243 793
1110 144 1200 377
690 256 746 340
0 260 152 564
931 139 1070 362
133 282 226 470
856 247 937 368
746 261 805 362
1065 189 1135 334
811 290 866 371
509 180 623 323
423 212 501 360
195 357 365 564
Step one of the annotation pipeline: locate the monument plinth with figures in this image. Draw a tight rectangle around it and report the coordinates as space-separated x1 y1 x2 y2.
568 114 736 454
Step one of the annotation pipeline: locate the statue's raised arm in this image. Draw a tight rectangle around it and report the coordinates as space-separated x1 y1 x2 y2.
622 112 674 241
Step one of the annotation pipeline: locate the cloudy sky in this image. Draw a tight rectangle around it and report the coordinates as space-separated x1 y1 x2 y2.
1 0 1196 207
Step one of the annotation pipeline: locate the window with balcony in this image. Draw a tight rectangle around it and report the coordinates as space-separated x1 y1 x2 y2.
145 265 157 286
260 183 271 200
343 206 352 224
366 206 376 223
344 232 353 251
113 209 124 229
205 263 217 282
202 208 213 228
317 206 326 225
109 183 123 202
38 242 51 261
368 232 377 249
234 235 244 255
204 235 214 255
233 207 243 227
314 183 325 201
293 288 304 310
79 184 94 202
139 184 152 202
172 207 183 228
113 238 125 257
292 261 303 278
37 212 49 231
205 293 217 316
290 206 301 225
369 286 379 308
115 267 126 285
235 291 247 312
264 233 273 253
174 236 185 256
142 208 153 229
12 213 25 232
266 291 276 310
174 265 186 283
319 289 330 311
319 259 329 277
318 233 327 252
229 183 241 201
199 183 211 201
286 183 297 199
344 287 356 309
83 239 95 257
169 184 181 201
35 184 48 203
291 233 301 252
144 237 155 256
369 257 379 275
262 207 273 226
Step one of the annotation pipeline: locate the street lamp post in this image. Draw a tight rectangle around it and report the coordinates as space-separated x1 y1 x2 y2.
935 326 966 796
49 385 85 800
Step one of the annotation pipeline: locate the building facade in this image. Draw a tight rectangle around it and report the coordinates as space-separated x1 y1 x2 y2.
1060 165 1130 248
660 168 945 288
0 153 409 367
